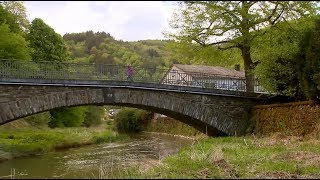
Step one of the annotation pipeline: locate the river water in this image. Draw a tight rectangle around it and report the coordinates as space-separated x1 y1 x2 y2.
0 132 194 179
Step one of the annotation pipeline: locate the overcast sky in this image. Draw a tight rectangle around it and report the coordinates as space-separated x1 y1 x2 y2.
24 1 178 41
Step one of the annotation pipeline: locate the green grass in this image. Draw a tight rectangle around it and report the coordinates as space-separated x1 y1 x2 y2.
92 130 129 144
106 134 320 179
0 125 129 158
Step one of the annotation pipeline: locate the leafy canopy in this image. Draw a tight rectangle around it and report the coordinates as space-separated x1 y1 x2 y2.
27 18 69 62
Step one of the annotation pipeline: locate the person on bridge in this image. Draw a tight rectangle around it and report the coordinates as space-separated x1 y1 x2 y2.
127 63 134 82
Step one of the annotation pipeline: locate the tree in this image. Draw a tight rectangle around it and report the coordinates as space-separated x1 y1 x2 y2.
252 17 315 98
0 3 30 60
1 1 29 32
167 40 242 68
297 17 320 100
0 3 21 33
0 23 30 60
27 18 69 62
166 1 319 92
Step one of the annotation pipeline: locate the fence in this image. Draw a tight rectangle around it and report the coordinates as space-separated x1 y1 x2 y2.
0 59 268 93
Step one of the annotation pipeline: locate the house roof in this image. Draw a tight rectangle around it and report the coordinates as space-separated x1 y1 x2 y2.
172 64 245 78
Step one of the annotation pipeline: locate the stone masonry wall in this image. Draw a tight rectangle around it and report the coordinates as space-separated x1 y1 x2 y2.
250 101 320 136
0 85 259 136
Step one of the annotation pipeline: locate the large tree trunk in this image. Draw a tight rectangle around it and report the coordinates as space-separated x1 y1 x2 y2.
241 45 255 93
239 1 255 93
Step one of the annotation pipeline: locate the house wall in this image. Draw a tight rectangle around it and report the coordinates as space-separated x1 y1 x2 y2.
161 66 267 93
162 66 246 91
162 66 194 86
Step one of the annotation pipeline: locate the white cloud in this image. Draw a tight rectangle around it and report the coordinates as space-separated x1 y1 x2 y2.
24 1 177 41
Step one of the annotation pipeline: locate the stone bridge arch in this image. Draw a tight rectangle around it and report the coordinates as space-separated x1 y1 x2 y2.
0 85 260 136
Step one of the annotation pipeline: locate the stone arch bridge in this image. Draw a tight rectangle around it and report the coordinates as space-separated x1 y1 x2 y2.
0 80 268 136
0 60 270 136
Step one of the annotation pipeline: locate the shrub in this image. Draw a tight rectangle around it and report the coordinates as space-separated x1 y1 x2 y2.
49 107 85 128
23 112 50 128
114 108 152 133
83 106 105 127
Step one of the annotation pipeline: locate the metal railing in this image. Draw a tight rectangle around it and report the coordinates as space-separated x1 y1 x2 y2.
0 59 269 93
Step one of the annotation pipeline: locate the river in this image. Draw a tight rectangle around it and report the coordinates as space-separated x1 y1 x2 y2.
0 132 194 179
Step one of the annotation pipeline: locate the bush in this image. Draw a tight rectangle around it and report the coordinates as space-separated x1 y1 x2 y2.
83 106 105 127
92 130 128 144
114 108 152 133
49 107 85 128
23 112 50 128
134 109 153 129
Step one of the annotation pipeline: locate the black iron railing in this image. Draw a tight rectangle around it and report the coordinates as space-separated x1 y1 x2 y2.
0 59 269 93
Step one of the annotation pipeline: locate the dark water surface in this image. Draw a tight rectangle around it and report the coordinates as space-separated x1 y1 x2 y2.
0 132 193 179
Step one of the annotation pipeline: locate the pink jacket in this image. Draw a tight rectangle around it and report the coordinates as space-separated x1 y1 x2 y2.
127 65 133 76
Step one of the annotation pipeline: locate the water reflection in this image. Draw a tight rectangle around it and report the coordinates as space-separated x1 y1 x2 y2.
0 132 193 179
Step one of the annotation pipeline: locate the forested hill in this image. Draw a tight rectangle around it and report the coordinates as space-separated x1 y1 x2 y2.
63 31 178 69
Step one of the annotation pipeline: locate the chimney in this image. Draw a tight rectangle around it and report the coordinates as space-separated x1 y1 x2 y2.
234 64 240 71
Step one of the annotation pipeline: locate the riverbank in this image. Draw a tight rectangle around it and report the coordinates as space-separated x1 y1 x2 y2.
142 131 205 140
0 121 129 163
105 132 320 179
0 115 201 164
145 117 204 137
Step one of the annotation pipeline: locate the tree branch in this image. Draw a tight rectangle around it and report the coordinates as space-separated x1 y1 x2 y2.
270 7 285 25
218 44 240 50
205 40 233 47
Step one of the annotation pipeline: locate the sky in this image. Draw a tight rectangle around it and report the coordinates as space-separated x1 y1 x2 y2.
24 1 178 42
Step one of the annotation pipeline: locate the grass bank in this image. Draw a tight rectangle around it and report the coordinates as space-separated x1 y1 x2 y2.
104 133 320 179
0 121 128 162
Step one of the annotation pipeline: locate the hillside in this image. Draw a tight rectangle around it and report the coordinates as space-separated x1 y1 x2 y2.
63 31 177 69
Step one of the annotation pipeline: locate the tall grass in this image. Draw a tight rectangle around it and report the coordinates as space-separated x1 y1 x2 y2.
103 134 320 179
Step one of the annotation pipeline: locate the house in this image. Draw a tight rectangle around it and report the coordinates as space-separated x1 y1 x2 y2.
161 64 248 91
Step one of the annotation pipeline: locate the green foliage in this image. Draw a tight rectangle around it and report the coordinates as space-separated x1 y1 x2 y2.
27 18 69 62
314 73 320 92
114 108 142 133
114 108 152 133
22 112 50 128
296 17 320 100
0 3 30 60
253 17 316 98
49 107 85 128
134 109 153 129
167 41 242 68
0 3 21 33
0 127 129 156
64 32 174 69
0 23 30 60
92 130 128 144
108 136 320 179
83 105 105 127
166 1 319 92
1 1 29 32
